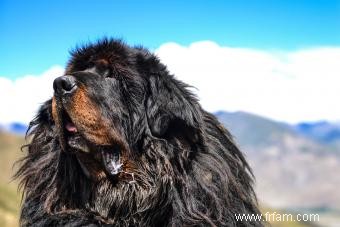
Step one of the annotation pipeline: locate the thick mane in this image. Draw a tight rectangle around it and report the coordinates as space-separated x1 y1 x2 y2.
15 39 263 227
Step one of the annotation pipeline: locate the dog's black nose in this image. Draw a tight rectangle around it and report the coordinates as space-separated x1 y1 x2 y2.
53 76 77 95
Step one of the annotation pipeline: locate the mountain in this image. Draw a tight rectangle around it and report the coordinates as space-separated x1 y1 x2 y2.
215 111 293 148
295 121 340 146
215 111 340 215
8 123 27 135
0 123 27 135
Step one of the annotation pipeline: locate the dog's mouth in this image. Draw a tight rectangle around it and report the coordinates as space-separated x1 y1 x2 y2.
57 107 124 178
61 109 89 152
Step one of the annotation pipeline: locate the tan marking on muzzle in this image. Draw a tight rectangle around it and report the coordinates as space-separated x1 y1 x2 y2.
67 86 112 145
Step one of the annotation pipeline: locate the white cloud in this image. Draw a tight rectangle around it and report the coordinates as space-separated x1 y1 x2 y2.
0 66 64 124
1 42 339 125
155 41 340 123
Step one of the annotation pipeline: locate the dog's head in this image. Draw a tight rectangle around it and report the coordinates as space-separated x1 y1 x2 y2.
17 39 261 226
51 39 203 182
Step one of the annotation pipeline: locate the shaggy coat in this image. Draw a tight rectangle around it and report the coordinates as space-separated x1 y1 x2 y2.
16 39 263 226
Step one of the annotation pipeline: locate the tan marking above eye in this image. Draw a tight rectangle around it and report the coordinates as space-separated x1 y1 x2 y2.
67 86 111 144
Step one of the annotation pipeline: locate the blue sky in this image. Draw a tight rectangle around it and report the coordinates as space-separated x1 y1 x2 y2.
1 0 339 79
1 0 340 124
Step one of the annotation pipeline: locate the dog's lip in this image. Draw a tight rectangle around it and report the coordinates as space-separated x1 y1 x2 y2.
62 113 91 153
55 105 85 152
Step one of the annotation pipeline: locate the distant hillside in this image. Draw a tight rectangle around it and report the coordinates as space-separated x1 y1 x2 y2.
0 132 24 227
0 123 27 135
216 111 340 153
216 111 340 216
216 111 294 148
295 121 340 147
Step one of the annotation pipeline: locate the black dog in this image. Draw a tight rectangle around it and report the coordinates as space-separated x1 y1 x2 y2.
16 39 263 226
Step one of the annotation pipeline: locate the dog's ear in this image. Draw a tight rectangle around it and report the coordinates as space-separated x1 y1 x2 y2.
146 73 203 144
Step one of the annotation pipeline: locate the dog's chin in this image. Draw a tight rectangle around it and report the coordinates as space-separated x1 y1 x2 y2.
58 109 123 179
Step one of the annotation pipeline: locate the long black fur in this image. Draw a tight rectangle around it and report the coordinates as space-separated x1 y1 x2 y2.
15 38 263 226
